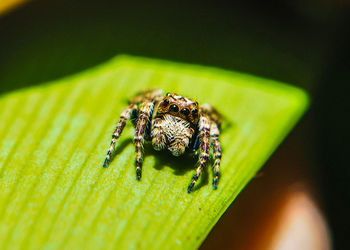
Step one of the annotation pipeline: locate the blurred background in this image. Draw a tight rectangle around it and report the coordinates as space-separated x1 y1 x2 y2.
0 0 349 249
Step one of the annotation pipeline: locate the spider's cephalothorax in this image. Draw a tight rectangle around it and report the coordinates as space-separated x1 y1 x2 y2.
102 89 222 193
151 93 199 156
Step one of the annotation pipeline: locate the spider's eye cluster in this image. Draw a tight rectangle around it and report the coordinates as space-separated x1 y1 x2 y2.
169 104 179 113
163 99 169 105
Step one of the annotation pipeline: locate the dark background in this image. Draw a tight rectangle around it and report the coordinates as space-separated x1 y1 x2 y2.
0 0 349 249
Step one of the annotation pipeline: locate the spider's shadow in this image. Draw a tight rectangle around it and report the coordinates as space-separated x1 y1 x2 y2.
144 144 210 192
110 135 223 192
110 140 210 192
113 138 133 156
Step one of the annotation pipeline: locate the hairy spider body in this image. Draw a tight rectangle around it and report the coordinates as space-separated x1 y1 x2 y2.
102 89 222 193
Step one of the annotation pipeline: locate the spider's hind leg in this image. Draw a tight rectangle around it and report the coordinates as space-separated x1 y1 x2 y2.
103 103 137 168
198 103 222 190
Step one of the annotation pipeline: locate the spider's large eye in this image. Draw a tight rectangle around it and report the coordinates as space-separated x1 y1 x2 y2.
163 99 169 105
192 108 198 116
169 104 179 113
180 108 190 116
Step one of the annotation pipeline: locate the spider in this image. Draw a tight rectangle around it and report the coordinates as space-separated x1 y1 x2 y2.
102 89 222 193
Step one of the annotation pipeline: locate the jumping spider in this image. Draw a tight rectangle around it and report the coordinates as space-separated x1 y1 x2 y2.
102 89 222 193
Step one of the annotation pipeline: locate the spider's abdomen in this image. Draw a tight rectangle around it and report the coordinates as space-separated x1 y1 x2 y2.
151 115 194 156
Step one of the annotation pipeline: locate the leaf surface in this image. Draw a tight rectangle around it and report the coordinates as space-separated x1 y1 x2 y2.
0 55 308 249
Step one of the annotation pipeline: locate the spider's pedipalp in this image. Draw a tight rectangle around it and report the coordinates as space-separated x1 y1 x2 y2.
210 120 222 189
151 118 167 151
103 103 137 168
187 113 210 193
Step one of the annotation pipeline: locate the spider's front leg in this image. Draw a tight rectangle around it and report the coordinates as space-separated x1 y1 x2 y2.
134 100 155 180
103 104 137 168
210 120 222 189
187 113 211 193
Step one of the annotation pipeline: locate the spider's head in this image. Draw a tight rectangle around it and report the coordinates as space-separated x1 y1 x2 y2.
157 92 199 125
151 93 199 156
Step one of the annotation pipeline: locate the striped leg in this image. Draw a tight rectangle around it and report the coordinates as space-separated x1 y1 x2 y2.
210 120 222 189
103 104 137 168
187 114 211 193
134 100 155 180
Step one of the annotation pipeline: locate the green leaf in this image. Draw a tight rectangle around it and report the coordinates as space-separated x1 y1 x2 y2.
0 55 308 249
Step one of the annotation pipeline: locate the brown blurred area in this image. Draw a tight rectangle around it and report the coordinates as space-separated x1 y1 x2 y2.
201 122 331 250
